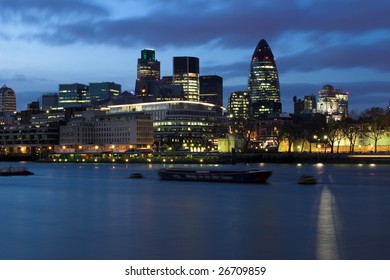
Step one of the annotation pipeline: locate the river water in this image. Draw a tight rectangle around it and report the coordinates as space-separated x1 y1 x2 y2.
0 162 389 260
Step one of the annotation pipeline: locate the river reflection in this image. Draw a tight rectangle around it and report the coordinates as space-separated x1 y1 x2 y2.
316 186 339 259
0 162 389 260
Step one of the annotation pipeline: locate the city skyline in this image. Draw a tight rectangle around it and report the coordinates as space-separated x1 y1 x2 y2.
1 0 389 112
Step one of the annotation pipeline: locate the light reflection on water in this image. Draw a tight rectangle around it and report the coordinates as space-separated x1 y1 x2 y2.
0 162 389 260
316 186 339 260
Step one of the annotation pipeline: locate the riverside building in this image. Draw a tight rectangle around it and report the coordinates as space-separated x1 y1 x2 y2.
108 100 227 152
59 110 153 153
0 123 60 154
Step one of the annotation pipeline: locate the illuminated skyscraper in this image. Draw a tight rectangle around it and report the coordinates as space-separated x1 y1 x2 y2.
173 56 200 101
227 91 251 135
248 39 281 117
135 49 161 100
227 91 251 119
137 49 160 81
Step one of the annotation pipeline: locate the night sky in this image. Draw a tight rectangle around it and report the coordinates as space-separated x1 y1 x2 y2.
1 0 389 113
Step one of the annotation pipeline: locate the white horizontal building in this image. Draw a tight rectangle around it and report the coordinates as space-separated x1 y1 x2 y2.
59 110 153 152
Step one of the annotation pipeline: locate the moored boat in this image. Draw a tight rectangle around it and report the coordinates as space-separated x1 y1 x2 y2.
298 175 317 185
158 168 272 183
129 172 143 179
0 167 34 176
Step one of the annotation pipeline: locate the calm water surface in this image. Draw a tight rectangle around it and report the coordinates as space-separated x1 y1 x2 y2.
0 162 389 260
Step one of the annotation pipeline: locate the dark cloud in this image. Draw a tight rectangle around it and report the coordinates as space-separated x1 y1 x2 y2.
11 0 388 78
202 61 249 81
279 35 390 72
11 0 388 48
0 0 108 23
2 0 389 113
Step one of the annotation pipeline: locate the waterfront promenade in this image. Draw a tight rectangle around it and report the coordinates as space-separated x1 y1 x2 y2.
1 152 390 164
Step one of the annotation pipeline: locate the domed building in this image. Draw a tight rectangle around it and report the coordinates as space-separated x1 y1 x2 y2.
317 84 349 122
0 85 17 114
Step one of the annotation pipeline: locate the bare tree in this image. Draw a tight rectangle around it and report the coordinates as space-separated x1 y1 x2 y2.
341 117 360 153
279 121 300 153
359 107 387 153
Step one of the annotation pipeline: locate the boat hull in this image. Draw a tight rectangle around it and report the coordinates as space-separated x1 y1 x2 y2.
158 168 272 183
298 176 317 185
0 167 34 176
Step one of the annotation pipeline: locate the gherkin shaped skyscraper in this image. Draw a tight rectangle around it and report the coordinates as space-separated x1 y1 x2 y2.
248 39 281 117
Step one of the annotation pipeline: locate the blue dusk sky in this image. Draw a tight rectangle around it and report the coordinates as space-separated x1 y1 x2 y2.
1 0 389 113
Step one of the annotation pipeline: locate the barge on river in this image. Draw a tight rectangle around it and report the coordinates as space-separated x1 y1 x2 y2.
158 168 272 183
0 167 34 176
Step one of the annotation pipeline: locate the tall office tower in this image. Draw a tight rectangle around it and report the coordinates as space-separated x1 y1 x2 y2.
317 84 349 122
137 49 160 81
293 95 317 115
39 93 59 110
227 91 251 134
304 95 317 113
0 85 17 114
135 49 160 100
200 75 223 106
59 83 89 108
89 82 121 102
173 56 200 101
248 39 281 117
227 91 251 119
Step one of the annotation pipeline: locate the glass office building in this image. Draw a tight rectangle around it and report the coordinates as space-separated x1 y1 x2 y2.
248 39 281 117
108 100 226 151
200 75 223 106
89 82 121 102
173 57 200 102
58 83 89 108
227 91 251 119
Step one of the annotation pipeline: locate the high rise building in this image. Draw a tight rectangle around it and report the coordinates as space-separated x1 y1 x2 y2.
227 91 251 135
317 84 348 122
58 83 89 108
293 95 317 115
137 49 160 81
135 49 160 100
0 85 16 114
39 93 59 110
227 91 251 119
248 39 281 117
200 75 223 106
89 82 121 102
109 100 226 152
173 56 200 101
